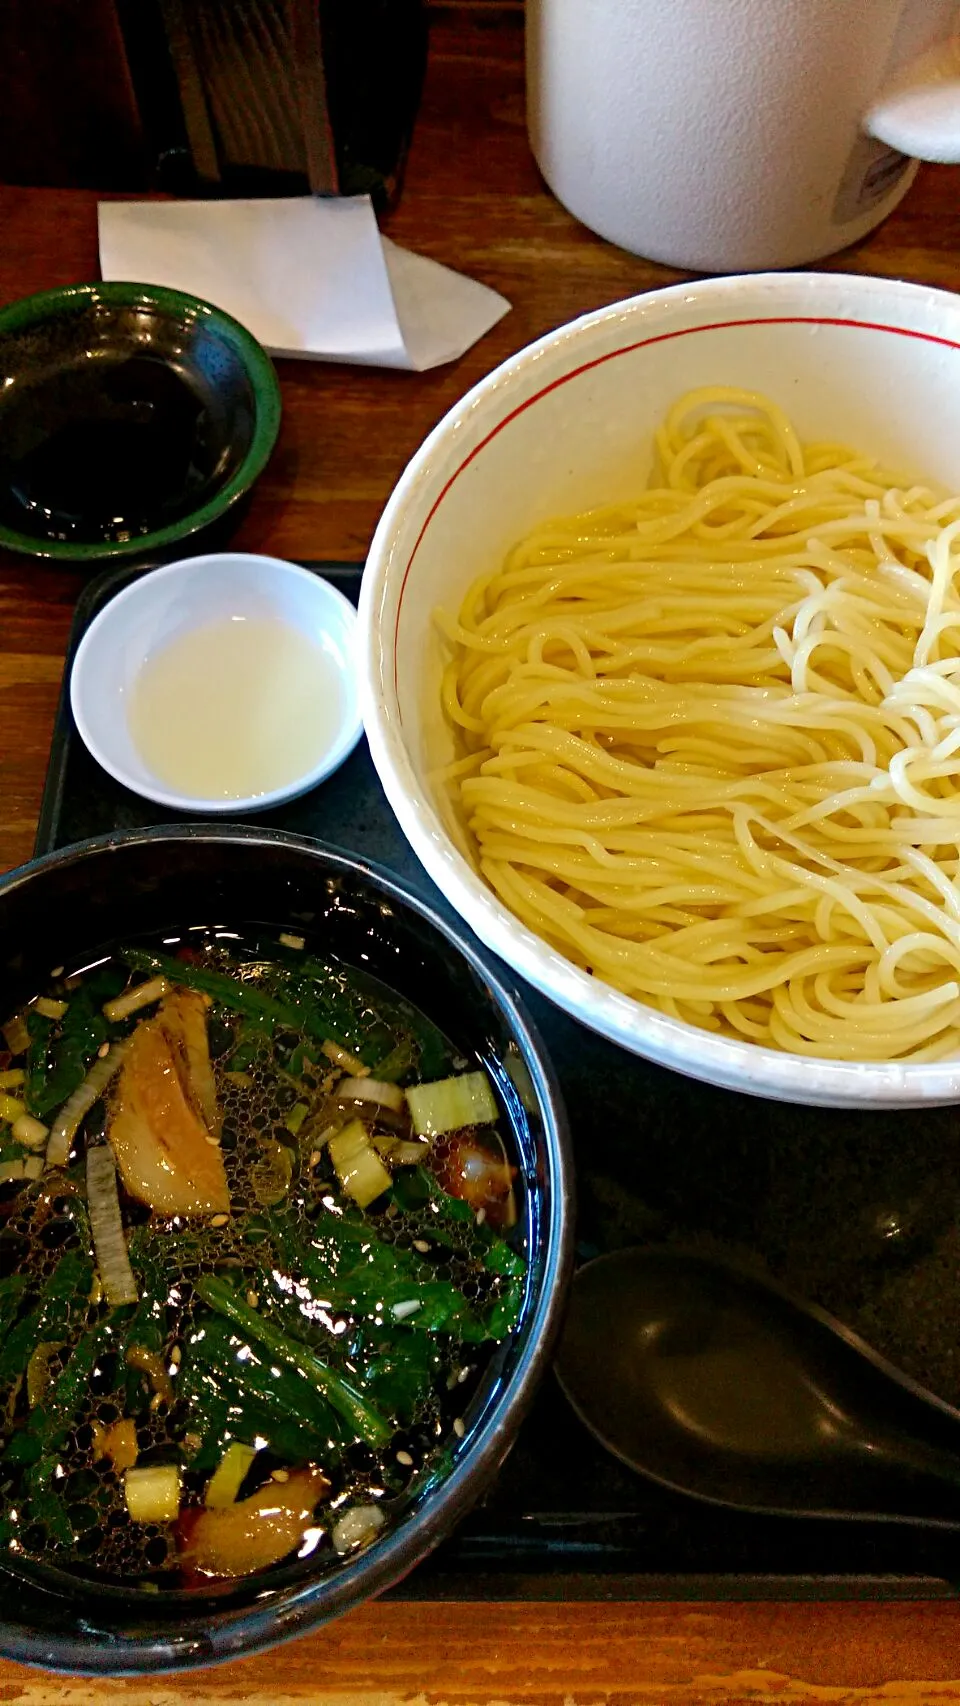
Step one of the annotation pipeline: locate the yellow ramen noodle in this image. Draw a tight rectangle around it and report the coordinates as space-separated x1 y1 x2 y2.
436 386 960 1062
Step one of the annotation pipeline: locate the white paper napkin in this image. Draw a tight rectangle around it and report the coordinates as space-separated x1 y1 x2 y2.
98 195 510 371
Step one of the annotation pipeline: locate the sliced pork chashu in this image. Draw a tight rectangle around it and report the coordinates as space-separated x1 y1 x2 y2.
158 988 221 1140
109 991 229 1216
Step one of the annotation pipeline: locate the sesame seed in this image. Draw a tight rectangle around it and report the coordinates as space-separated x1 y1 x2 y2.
97 1042 110 1059
457 1365 471 1384
413 1240 431 1254
210 1214 229 1228
246 1291 259 1309
453 1417 466 1438
271 1468 290 1482
395 1450 414 1467
169 1346 182 1366
50 966 64 979
204 1134 220 1146
309 1150 322 1169
475 1207 487 1226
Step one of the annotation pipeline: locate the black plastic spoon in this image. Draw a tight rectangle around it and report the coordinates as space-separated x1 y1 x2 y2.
554 1246 960 1526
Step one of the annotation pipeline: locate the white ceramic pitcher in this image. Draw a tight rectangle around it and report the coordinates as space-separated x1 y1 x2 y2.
527 0 960 271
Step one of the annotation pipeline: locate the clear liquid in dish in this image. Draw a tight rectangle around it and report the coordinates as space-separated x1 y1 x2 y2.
128 616 346 800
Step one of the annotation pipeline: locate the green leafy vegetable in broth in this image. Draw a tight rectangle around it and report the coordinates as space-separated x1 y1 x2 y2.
0 930 524 1585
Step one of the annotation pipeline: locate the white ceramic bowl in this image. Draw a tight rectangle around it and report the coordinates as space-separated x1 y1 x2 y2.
360 271 960 1109
71 552 361 814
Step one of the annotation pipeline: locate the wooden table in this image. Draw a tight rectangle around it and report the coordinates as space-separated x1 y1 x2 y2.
2 4 960 1698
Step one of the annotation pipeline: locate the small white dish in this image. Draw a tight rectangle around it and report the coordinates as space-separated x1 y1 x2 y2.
71 552 362 815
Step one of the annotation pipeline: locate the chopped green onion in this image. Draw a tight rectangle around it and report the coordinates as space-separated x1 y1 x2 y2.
328 1118 392 1209
124 1464 180 1524
204 1441 258 1509
336 1077 406 1115
0 1069 25 1090
0 1093 25 1125
26 1341 63 1409
102 977 171 1023
321 1039 368 1076
33 997 68 1022
45 1039 129 1170
2 1013 30 1056
332 1503 385 1554
11 1114 48 1151
86 1144 139 1308
0 1155 43 1184
372 1134 429 1166
392 1140 432 1165
284 1101 310 1136
391 1299 422 1321
406 1071 498 1138
371 1039 416 1084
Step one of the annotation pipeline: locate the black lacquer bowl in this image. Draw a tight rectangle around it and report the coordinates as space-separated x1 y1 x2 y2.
0 826 573 1674
0 283 281 563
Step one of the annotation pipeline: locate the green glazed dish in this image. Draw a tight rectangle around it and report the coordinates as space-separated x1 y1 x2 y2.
0 282 282 562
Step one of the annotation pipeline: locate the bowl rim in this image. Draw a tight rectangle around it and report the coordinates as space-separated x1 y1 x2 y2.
359 269 960 1108
0 280 282 562
0 823 574 1673
69 551 363 814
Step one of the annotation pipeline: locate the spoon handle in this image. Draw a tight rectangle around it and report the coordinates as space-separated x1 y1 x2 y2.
862 1429 960 1512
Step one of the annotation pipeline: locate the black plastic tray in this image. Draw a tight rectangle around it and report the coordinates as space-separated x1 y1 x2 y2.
31 561 960 1602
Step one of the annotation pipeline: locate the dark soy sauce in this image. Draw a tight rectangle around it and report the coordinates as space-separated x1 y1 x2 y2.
0 357 223 545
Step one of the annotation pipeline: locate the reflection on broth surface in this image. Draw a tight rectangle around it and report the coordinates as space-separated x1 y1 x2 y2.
0 929 524 1587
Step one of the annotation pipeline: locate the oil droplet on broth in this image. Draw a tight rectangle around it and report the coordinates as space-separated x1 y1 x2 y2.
128 616 346 799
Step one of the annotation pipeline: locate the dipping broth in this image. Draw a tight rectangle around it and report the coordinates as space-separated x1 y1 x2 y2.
0 356 221 547
0 930 524 1587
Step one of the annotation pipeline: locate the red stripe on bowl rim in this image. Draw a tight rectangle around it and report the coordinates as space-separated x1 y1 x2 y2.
391 313 960 702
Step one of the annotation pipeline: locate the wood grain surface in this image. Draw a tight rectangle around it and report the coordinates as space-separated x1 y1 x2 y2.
2 5 960 1698
1 1601 960 1703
